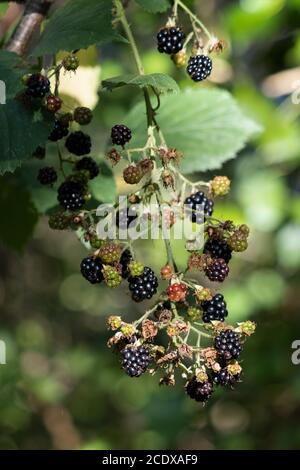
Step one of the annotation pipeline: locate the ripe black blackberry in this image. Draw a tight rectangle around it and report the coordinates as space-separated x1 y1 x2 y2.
121 345 150 377
205 258 229 282
128 267 158 302
26 73 50 98
80 256 104 284
65 131 91 156
212 368 240 387
37 166 57 185
157 26 185 54
48 119 69 142
186 376 213 403
204 238 232 264
57 181 85 211
184 191 214 224
187 55 212 82
75 157 99 179
215 330 242 360
202 293 228 323
120 249 133 279
116 206 138 230
111 125 132 147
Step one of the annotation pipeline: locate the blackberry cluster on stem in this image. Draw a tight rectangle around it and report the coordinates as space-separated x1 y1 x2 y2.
186 55 213 82
201 293 228 323
57 181 85 211
204 238 232 264
80 256 104 284
215 330 242 360
128 267 158 302
121 345 150 377
157 27 186 54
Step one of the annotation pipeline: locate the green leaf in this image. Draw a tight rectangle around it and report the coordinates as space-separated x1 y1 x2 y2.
0 51 28 100
89 161 116 203
102 73 179 94
0 177 39 251
126 88 262 173
32 0 120 57
134 0 170 13
0 101 53 174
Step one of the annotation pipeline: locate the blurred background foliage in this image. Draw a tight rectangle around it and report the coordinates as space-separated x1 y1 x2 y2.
1 0 300 450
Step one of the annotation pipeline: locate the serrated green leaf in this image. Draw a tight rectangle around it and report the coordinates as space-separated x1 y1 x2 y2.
0 101 53 174
0 51 28 100
89 161 116 203
0 177 39 251
32 0 120 57
134 0 170 13
126 88 262 174
102 73 179 94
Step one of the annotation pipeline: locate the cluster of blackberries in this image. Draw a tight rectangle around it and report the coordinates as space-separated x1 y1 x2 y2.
121 345 150 377
128 266 158 302
201 293 228 323
205 258 229 282
157 27 186 54
212 367 240 387
186 55 212 82
184 191 214 224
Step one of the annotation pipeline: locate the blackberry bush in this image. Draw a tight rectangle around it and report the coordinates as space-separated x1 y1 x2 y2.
10 0 257 405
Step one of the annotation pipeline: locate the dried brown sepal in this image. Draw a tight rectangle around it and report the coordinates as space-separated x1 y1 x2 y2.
106 148 122 166
107 331 124 348
178 343 193 360
157 350 178 365
141 319 158 339
159 374 176 386
107 315 122 330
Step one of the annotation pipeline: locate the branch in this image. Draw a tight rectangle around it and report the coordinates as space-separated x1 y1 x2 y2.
4 0 53 56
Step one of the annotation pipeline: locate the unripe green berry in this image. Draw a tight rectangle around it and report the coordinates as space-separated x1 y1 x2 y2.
62 54 79 71
48 212 70 230
103 266 122 288
128 261 144 277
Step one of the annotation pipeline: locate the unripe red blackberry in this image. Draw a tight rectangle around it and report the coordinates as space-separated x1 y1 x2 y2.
48 119 69 142
160 264 173 280
65 131 91 156
46 95 62 113
201 293 228 323
203 238 232 264
74 107 93 125
99 242 121 264
80 256 104 284
103 266 122 288
37 166 57 185
121 345 150 377
62 54 79 71
187 55 212 82
137 158 154 176
186 376 213 403
205 258 229 282
75 157 99 179
111 124 132 146
123 165 143 185
157 26 185 54
214 330 242 360
48 212 70 230
167 283 188 302
26 73 50 98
